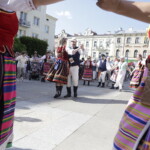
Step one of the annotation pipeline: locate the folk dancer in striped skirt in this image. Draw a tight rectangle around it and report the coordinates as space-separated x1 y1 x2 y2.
130 54 144 89
41 51 54 82
96 0 150 149
46 38 69 98
110 58 119 89
82 56 93 86
0 0 64 149
113 56 150 150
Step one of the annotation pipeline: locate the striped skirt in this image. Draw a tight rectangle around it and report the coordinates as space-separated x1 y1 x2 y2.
0 54 16 149
82 68 93 81
113 67 150 150
130 69 144 88
46 59 69 84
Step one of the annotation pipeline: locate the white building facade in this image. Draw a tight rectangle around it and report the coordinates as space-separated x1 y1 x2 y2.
17 6 57 51
55 29 150 61
113 29 149 61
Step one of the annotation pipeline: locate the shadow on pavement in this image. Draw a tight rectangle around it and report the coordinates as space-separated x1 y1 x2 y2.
15 117 42 123
16 106 30 110
75 97 128 105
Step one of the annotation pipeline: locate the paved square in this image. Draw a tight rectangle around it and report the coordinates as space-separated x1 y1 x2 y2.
10 80 132 150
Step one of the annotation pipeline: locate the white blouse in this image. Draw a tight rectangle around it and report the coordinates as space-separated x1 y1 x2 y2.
0 0 36 11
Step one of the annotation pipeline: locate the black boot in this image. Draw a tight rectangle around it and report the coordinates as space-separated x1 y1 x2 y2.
64 87 71 98
101 83 105 88
74 86 78 97
83 80 85 85
116 87 119 89
59 86 63 95
54 86 60 98
110 84 114 89
41 77 45 82
97 82 101 87
88 81 90 86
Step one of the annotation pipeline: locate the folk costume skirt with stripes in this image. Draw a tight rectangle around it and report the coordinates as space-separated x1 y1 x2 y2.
130 69 144 89
113 67 150 150
82 68 93 81
0 53 16 149
46 59 69 84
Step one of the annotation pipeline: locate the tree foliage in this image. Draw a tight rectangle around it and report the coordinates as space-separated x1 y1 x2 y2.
19 36 48 56
13 38 26 52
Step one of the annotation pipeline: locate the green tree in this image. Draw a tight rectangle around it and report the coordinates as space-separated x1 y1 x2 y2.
13 38 26 52
20 36 48 56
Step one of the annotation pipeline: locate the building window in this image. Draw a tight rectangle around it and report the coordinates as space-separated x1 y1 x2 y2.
117 38 121 44
33 17 40 26
99 52 101 58
94 41 97 47
78 41 81 46
144 37 149 44
93 52 96 58
45 25 49 33
134 50 138 58
19 30 26 37
86 41 89 47
32 33 38 38
125 50 129 58
143 50 147 58
135 37 140 44
37 7 41 11
126 37 131 44
20 12 27 21
116 49 120 57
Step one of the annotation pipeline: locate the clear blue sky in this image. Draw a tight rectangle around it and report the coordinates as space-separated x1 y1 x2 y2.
46 0 149 35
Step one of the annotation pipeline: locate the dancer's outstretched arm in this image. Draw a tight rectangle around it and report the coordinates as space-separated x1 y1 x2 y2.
96 0 150 23
0 0 64 11
33 0 64 7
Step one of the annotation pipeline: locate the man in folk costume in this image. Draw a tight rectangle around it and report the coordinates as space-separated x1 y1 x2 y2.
0 0 64 149
64 38 86 98
97 54 107 87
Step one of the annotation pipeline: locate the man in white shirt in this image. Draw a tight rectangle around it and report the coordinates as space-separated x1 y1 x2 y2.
16 51 28 80
64 38 86 98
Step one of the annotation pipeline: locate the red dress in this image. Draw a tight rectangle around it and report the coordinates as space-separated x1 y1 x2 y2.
82 61 93 81
0 10 18 148
46 46 69 84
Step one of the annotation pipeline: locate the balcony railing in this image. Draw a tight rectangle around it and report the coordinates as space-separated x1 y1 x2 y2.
19 19 31 28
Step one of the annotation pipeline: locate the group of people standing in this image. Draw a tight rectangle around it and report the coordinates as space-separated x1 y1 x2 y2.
81 55 129 92
15 51 54 81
